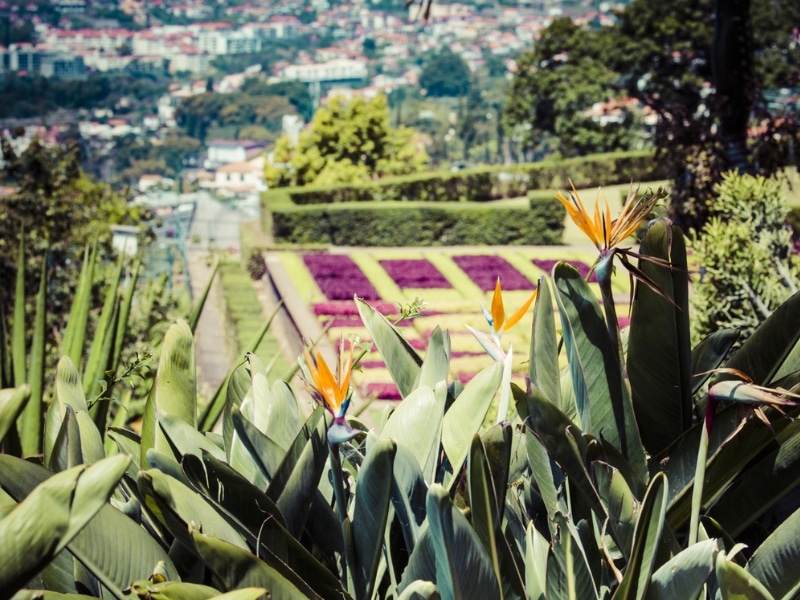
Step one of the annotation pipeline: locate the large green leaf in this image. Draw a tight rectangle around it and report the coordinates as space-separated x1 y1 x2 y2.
267 414 328 538
708 421 800 537
141 320 197 466
390 444 429 554
0 386 30 445
191 531 313 599
380 382 446 482
525 523 549 600
646 540 717 600
181 453 346 600
441 362 503 479
545 514 599 600
553 263 647 479
530 275 561 407
158 412 226 463
592 462 636 561
746 506 800 599
612 472 668 600
524 427 564 527
426 484 501 599
627 220 692 455
724 290 800 386
351 439 396 600
397 580 440 600
357 298 422 398
0 455 129 598
662 406 800 530
123 581 221 600
517 387 605 519
138 468 249 553
716 552 774 600
62 243 96 367
690 329 739 396
415 326 450 390
20 259 46 457
188 259 219 333
11 236 26 389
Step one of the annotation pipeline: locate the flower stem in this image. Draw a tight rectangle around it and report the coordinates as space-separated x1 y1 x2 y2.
689 400 714 545
328 443 350 589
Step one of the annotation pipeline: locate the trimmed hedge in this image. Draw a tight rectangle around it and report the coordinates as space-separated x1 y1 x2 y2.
269 193 564 246
263 150 667 207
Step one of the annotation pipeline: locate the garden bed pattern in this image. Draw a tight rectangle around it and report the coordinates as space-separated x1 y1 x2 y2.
281 249 631 403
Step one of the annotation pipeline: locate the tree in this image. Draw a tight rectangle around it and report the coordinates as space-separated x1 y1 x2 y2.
419 49 471 97
266 94 428 187
503 18 638 160
0 138 142 330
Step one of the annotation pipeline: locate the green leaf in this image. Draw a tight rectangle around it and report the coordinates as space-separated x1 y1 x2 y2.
545 514 599 600
357 297 422 398
0 455 129 598
627 220 692 455
390 444 429 553
592 462 636 560
112 260 140 373
553 262 647 479
189 259 219 333
267 414 328 538
525 523 549 600
724 290 800 386
351 439 396 600
746 506 800 599
123 580 221 600
181 452 346 600
716 552 775 600
530 275 561 407
141 320 197 466
441 362 503 478
62 243 96 367
708 421 800 537
415 326 450 390
138 467 249 553
0 386 30 445
426 484 501 599
0 455 178 596
397 580 440 600
690 329 739 396
191 531 312 599
20 258 46 457
525 427 563 525
11 236 26 388
646 539 717 600
612 472 668 600
158 411 226 463
380 382 446 482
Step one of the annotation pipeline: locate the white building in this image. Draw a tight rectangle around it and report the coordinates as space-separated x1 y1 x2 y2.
196 29 261 55
205 139 267 169
282 58 367 83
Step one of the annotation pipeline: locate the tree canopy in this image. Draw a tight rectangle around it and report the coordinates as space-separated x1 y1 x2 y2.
419 49 472 97
266 94 428 187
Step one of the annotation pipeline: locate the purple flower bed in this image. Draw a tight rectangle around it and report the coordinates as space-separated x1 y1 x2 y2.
303 254 381 301
379 259 452 289
452 255 533 291
366 382 402 401
313 301 397 316
532 258 598 283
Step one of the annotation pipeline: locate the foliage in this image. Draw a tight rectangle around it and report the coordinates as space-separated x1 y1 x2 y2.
419 49 472 98
265 94 428 188
175 89 297 142
264 150 667 208
691 172 799 342
503 17 642 159
4 196 800 598
0 138 142 336
269 196 565 246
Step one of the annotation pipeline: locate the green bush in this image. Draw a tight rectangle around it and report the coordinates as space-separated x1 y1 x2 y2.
264 150 668 207
269 195 564 246
691 172 800 342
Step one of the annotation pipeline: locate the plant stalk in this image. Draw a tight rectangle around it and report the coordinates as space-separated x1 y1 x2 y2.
689 399 714 545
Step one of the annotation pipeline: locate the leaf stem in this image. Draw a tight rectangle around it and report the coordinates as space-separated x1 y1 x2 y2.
689 399 714 545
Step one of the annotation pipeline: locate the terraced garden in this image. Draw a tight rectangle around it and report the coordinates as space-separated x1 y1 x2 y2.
275 246 633 401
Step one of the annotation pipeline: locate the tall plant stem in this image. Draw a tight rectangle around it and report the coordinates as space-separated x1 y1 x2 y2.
689 400 714 546
328 442 351 591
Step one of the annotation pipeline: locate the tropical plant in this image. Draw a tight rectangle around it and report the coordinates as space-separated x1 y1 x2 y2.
2 183 800 600
691 171 799 343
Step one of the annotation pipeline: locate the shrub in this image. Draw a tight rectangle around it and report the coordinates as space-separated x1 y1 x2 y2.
269 195 564 246
691 172 800 342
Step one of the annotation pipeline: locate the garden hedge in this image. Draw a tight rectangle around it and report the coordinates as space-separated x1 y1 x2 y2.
262 150 666 246
270 194 564 246
263 150 667 207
